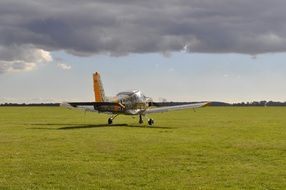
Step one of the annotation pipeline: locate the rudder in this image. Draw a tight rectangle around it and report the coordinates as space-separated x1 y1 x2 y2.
93 72 106 102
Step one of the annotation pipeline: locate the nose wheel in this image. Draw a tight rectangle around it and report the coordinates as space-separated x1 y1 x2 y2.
148 118 154 125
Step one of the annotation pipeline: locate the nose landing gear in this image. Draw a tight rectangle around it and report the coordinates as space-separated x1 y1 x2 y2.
148 118 154 125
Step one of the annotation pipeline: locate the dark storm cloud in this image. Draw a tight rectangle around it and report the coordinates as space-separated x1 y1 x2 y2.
0 0 286 58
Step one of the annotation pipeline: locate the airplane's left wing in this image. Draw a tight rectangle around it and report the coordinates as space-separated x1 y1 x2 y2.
144 102 209 114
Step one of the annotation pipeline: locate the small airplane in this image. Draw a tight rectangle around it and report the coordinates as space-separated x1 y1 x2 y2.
61 72 209 126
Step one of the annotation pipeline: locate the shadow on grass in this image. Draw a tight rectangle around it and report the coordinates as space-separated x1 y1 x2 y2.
28 123 173 130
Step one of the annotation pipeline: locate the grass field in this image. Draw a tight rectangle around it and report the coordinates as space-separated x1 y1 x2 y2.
0 107 285 189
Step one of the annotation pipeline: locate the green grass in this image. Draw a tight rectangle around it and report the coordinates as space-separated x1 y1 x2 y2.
0 107 286 189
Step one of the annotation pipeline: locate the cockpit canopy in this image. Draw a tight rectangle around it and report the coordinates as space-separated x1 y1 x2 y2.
116 89 151 103
117 89 143 97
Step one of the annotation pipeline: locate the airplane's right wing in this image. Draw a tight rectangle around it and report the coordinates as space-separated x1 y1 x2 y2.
144 102 209 114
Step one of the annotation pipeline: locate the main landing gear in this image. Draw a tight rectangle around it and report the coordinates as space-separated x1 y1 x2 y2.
108 114 119 125
107 114 154 126
139 114 154 126
139 115 144 124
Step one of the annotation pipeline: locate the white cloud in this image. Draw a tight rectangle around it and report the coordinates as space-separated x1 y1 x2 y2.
57 63 71 70
0 45 52 74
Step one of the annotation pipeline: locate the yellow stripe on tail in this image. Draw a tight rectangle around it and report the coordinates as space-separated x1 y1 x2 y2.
93 72 105 102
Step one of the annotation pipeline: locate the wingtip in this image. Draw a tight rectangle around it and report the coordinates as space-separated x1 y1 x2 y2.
203 101 211 107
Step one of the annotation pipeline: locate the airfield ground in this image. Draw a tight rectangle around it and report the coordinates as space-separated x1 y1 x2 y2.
0 107 285 189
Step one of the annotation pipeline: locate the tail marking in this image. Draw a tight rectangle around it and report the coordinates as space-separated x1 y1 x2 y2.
93 72 105 102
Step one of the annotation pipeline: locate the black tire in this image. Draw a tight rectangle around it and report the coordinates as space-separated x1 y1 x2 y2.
108 118 113 125
148 119 154 125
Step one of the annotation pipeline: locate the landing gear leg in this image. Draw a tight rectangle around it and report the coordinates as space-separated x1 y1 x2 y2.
108 114 119 125
139 115 144 124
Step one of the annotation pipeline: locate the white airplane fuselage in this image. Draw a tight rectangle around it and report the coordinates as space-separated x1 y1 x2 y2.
113 89 153 115
64 89 153 115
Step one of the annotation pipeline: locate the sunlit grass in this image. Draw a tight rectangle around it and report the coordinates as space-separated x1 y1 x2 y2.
0 107 285 189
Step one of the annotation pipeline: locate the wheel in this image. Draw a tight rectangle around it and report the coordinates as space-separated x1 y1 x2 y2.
108 118 113 125
148 119 154 125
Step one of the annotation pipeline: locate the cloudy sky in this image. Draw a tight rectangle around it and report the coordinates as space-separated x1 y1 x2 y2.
0 0 286 103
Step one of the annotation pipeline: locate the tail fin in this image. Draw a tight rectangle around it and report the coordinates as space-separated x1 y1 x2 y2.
93 72 106 102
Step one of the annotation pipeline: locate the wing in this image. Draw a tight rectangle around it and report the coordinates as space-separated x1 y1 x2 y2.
144 102 209 114
60 102 124 113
